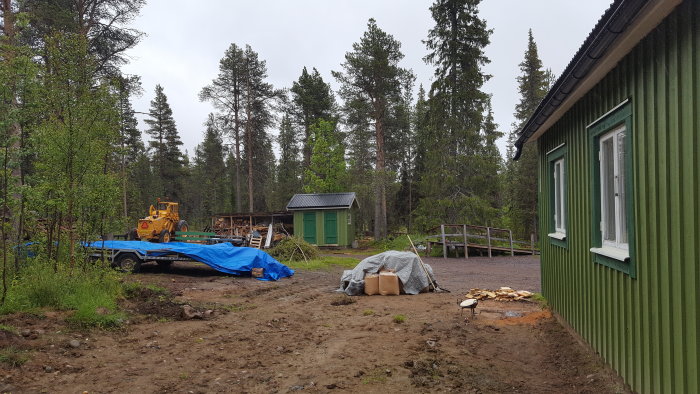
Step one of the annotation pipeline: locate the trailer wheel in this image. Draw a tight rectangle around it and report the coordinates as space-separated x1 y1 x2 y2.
159 230 171 243
113 253 141 273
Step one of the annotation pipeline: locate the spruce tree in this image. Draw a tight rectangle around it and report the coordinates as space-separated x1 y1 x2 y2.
271 112 302 210
193 113 227 218
116 75 147 222
303 120 346 193
333 18 413 239
290 67 336 167
415 0 495 229
506 29 550 239
241 45 279 212
144 84 183 201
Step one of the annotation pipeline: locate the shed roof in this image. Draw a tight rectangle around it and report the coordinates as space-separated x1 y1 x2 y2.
513 0 681 160
286 193 358 211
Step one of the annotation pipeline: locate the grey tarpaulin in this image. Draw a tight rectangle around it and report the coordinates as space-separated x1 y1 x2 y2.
338 251 438 296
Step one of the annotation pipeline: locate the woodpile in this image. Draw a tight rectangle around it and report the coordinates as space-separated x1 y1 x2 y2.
464 287 533 302
212 217 288 244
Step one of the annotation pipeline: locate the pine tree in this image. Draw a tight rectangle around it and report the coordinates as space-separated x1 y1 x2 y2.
505 29 550 239
144 84 183 201
290 67 336 167
200 43 246 212
333 18 413 239
19 0 145 78
415 0 495 229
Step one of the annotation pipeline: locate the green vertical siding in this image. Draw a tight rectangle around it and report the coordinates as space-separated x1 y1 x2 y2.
293 209 352 246
537 2 699 393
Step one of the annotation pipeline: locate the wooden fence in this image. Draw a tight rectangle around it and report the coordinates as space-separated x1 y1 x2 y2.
425 224 538 259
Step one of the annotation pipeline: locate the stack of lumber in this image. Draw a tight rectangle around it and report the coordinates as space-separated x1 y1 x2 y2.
464 287 533 302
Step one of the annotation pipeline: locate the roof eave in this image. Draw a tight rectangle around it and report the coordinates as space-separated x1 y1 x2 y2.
513 0 681 160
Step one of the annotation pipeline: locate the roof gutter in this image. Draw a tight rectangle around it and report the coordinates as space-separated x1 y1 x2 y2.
513 0 681 160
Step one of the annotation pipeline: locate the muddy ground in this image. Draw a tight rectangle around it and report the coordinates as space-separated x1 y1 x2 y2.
0 255 629 393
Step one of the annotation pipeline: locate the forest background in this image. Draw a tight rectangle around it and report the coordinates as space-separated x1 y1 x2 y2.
0 0 570 270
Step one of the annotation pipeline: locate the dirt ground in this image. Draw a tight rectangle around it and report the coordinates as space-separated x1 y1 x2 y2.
0 255 630 393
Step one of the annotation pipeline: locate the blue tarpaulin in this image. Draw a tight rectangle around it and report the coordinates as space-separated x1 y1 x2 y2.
87 240 294 281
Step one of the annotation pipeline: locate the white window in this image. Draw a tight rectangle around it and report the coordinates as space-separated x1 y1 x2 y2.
599 125 627 250
553 158 566 234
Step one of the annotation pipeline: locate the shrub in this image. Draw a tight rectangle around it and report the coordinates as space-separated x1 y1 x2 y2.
0 258 126 328
268 236 320 262
393 314 406 324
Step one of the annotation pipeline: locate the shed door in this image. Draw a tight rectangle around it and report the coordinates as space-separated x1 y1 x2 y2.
324 211 338 244
303 212 316 244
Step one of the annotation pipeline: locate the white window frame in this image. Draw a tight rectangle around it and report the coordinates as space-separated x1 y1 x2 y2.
553 158 566 235
598 125 628 251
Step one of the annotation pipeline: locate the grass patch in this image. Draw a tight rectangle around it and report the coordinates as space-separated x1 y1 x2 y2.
330 295 356 306
0 258 126 328
0 324 16 334
123 282 168 297
531 293 549 309
363 309 374 316
0 347 29 367
283 256 359 271
361 368 389 384
393 314 406 324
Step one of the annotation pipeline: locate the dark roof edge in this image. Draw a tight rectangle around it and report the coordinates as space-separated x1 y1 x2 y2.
284 192 359 211
512 0 648 161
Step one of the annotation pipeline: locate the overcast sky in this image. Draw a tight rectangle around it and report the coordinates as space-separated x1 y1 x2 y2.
121 0 612 159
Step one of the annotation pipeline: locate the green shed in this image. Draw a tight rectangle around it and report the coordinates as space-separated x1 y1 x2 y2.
514 1 698 393
286 193 358 247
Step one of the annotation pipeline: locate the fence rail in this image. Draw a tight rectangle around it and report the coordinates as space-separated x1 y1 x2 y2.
425 224 538 259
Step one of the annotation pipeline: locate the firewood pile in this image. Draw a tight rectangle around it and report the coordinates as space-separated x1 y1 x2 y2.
212 218 287 243
465 287 533 302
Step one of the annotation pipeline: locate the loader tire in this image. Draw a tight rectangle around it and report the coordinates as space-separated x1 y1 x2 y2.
127 228 138 240
159 229 171 243
176 220 188 232
113 253 141 273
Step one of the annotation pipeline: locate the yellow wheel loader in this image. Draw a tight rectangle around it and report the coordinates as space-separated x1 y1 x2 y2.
129 199 188 243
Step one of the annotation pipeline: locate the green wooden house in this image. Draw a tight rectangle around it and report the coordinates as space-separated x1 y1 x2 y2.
286 193 358 247
514 0 698 392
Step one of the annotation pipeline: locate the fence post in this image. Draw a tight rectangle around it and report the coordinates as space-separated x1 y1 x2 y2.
463 224 468 260
441 224 447 259
486 227 492 258
509 230 514 256
530 233 535 255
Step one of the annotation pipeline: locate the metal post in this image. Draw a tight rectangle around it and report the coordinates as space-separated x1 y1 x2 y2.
530 233 535 255
487 227 492 258
440 224 447 259
509 229 514 256
463 224 468 260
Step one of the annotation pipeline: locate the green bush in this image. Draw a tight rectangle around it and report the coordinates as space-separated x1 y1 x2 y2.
371 234 426 252
0 258 126 328
269 236 320 262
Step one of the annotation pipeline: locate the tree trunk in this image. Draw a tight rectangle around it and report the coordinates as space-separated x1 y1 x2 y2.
234 110 242 213
245 72 254 213
2 0 24 257
374 114 387 240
